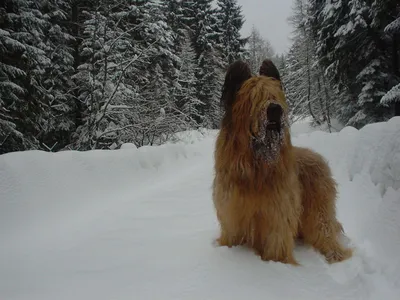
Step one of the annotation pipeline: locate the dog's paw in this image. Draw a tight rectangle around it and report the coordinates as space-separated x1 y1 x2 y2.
259 253 300 266
215 234 246 248
214 236 232 248
326 247 353 264
212 238 220 247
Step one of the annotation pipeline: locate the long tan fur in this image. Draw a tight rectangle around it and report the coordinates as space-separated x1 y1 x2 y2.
212 59 352 265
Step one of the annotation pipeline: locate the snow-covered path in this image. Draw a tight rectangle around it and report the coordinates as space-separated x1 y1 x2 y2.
1 118 400 300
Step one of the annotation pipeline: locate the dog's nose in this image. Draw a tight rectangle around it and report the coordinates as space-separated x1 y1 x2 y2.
267 103 283 121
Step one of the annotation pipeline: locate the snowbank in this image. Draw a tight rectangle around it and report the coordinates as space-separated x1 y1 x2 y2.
348 117 400 194
0 139 212 247
1 117 400 300
293 117 400 290
119 142 137 150
167 128 218 145
291 116 345 137
294 117 400 193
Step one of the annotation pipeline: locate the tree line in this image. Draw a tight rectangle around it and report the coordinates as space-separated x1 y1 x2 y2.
282 0 400 131
0 0 248 153
2 0 399 154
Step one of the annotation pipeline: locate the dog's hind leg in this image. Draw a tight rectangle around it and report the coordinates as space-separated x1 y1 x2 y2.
300 212 353 263
299 182 353 263
296 147 353 263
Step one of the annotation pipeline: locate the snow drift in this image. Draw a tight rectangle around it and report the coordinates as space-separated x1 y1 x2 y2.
1 117 400 300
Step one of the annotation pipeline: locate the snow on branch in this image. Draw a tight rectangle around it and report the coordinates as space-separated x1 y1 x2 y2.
381 84 400 106
384 17 400 35
95 37 161 126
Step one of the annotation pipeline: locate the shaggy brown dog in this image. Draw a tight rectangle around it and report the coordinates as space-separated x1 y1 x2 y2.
212 59 353 265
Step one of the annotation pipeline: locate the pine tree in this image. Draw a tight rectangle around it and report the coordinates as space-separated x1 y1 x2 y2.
139 63 177 146
181 0 197 46
0 0 51 153
309 0 397 128
39 0 76 151
180 0 225 127
215 0 247 65
381 4 400 115
173 33 202 129
71 2 137 150
160 0 186 53
181 0 218 59
196 47 224 128
246 26 275 74
133 0 182 145
0 0 248 153
0 13 27 152
283 0 339 129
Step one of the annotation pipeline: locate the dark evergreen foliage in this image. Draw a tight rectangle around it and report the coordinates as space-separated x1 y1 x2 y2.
0 0 247 153
282 0 400 129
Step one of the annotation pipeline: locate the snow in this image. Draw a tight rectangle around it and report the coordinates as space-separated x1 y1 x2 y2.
0 28 10 36
1 117 400 300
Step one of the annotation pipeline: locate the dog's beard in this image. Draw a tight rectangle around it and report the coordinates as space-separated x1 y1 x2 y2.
252 109 286 163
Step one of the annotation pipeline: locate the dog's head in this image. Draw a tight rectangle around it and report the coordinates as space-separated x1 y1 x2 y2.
220 59 289 163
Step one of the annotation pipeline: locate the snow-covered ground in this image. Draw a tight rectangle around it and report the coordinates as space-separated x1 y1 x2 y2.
1 117 400 300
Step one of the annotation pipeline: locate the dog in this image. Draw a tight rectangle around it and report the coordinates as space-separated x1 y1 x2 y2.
212 59 353 265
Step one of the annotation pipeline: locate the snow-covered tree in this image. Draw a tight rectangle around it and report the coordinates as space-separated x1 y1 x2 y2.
309 0 398 128
0 0 51 153
137 63 178 146
182 0 219 59
179 0 225 127
160 0 186 54
0 24 29 152
196 47 224 128
132 1 182 145
283 0 339 129
173 33 202 129
70 3 138 150
39 0 76 151
215 0 247 65
381 84 400 109
245 26 275 74
0 0 249 154
381 8 400 115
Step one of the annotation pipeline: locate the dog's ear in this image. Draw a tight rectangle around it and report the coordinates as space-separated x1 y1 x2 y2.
220 60 252 111
259 59 281 81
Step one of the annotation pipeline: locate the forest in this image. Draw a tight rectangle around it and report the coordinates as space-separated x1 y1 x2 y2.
284 0 400 132
0 0 399 154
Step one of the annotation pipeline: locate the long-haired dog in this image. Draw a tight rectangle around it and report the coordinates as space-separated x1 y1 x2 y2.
212 59 352 265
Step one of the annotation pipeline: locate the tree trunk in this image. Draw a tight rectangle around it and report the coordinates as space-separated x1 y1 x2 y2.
305 41 320 125
393 34 400 116
317 76 327 122
322 73 332 133
71 1 83 127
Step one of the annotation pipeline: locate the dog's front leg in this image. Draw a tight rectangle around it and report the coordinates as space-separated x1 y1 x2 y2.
216 231 246 248
259 221 299 265
258 194 301 265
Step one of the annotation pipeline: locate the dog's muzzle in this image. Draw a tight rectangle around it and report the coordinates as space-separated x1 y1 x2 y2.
266 103 283 131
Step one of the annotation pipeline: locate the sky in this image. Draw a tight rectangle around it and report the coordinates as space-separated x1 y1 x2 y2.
236 0 294 54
